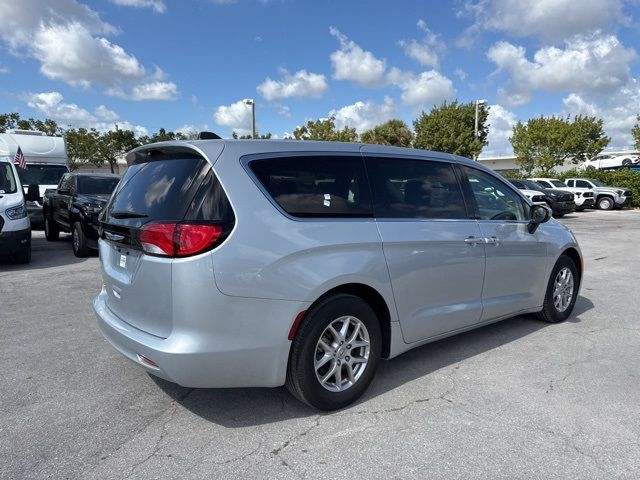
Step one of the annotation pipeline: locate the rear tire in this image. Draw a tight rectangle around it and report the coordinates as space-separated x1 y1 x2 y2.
622 158 631 166
597 196 614 210
286 294 382 410
72 222 90 257
44 216 59 241
536 255 579 323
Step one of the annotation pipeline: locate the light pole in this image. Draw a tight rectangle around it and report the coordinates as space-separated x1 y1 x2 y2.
243 98 256 139
474 99 486 161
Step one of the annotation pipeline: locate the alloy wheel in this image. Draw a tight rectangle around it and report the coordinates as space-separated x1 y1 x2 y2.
314 316 370 392
553 267 574 312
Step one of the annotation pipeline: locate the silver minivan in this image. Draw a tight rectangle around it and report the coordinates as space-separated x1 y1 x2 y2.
94 140 582 410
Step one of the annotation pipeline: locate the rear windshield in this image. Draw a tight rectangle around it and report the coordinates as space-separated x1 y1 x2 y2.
78 176 120 195
103 157 233 227
16 164 67 186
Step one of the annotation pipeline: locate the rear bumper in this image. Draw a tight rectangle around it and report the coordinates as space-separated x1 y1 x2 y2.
0 227 31 255
93 287 309 388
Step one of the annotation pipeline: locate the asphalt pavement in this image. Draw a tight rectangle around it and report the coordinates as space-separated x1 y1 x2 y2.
1 209 639 479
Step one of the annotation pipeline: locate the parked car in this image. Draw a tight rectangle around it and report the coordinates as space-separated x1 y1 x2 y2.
578 153 640 170
564 178 632 210
509 179 575 217
43 172 120 256
529 177 595 211
506 179 547 205
94 140 583 410
0 156 31 263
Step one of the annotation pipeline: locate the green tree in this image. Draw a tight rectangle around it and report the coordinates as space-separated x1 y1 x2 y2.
65 128 100 170
569 115 610 162
0 112 62 135
511 115 610 175
95 129 140 173
413 101 488 158
293 116 357 142
360 119 413 147
231 131 272 139
632 115 640 151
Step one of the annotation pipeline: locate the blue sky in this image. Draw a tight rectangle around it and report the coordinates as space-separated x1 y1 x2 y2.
1 0 639 157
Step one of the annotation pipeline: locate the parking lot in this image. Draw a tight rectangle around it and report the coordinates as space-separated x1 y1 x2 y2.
1 209 639 480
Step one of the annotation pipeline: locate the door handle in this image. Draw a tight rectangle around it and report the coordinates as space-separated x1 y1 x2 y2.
464 236 482 245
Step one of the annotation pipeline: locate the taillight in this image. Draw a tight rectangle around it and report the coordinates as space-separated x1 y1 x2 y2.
139 223 224 257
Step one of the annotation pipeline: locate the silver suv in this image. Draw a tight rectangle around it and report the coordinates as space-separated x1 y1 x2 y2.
94 140 583 410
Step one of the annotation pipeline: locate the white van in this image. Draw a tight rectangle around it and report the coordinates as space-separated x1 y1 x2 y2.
0 130 69 227
0 156 31 263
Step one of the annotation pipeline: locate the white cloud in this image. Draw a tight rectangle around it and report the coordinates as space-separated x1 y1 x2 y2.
330 97 397 133
25 91 148 136
487 33 636 105
0 0 116 50
329 27 388 87
454 68 467 81
460 0 626 43
214 100 252 135
110 0 166 13
399 20 446 69
0 0 177 99
397 71 456 109
130 81 178 100
481 104 517 157
0 65 9 74
94 105 119 121
257 68 328 100
27 91 96 124
174 124 209 138
32 23 145 89
562 81 640 149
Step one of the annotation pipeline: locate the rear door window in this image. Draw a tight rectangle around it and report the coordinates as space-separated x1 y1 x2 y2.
249 156 372 218
365 157 468 219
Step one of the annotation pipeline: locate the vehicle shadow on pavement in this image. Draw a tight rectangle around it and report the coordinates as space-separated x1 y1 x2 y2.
151 295 594 426
0 233 96 272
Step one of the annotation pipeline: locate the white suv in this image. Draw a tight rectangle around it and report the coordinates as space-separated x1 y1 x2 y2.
530 178 595 211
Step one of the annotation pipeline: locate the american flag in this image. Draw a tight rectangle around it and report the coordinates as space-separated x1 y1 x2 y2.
14 146 26 169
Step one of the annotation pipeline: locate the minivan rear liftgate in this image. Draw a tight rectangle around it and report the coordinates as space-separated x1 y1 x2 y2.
98 148 235 338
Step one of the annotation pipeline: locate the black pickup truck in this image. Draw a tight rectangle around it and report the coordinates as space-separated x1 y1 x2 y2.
43 172 120 256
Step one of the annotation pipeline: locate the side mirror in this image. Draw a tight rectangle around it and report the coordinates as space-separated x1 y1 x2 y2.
528 204 551 234
26 183 40 202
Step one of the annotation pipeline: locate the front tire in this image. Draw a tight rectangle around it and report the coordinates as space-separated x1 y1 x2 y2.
286 294 382 410
597 196 614 210
72 222 90 257
536 255 579 323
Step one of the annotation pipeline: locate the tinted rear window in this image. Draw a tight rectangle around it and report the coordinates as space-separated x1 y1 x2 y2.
77 176 120 195
366 158 467 219
104 158 210 225
249 156 372 218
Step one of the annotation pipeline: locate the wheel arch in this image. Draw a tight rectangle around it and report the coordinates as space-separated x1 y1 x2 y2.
560 247 583 280
294 283 393 359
